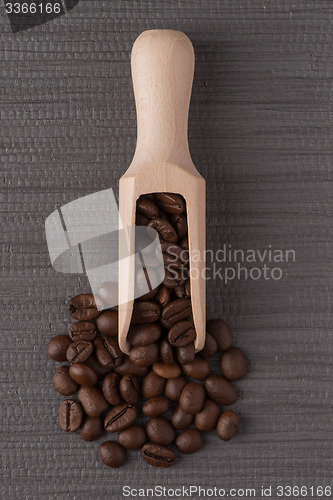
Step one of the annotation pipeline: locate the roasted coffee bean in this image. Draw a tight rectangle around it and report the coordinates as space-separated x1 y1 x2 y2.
141 370 165 399
119 375 140 405
171 213 187 239
179 236 188 250
97 282 118 306
68 294 103 321
194 400 220 432
84 354 112 380
160 241 189 264
94 336 123 368
181 355 210 380
52 366 79 396
118 425 147 450
137 196 159 219
129 343 159 367
131 301 160 324
219 347 247 381
69 363 98 387
200 332 218 358
99 441 126 468
79 416 103 441
102 372 122 405
155 193 185 214
148 218 178 243
168 321 196 347
176 342 195 364
58 399 83 432
155 286 171 308
96 310 118 337
142 397 171 417
127 322 161 347
115 357 149 377
66 340 93 364
204 374 237 406
174 279 191 299
145 417 176 446
165 376 187 402
136 212 150 226
179 382 205 414
216 410 239 441
152 362 181 379
160 340 176 366
77 386 109 417
175 429 203 454
171 405 194 430
104 403 137 433
141 443 175 468
206 319 232 352
161 299 192 327
69 321 97 342
47 335 72 362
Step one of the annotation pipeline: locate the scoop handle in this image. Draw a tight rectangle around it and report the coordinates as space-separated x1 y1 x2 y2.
131 29 195 165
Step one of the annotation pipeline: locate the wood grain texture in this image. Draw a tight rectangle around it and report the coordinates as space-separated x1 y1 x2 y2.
1 0 332 498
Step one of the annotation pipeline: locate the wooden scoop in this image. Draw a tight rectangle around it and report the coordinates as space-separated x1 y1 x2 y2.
118 29 205 354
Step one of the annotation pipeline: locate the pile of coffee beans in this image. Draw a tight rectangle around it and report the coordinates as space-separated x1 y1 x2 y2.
47 193 248 468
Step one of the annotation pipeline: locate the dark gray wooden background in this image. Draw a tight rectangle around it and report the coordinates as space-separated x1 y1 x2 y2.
1 1 332 499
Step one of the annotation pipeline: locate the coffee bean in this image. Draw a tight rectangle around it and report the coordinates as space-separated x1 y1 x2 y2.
171 213 187 239
131 301 160 324
58 399 83 432
174 279 191 299
142 397 171 417
69 363 98 387
136 212 149 226
115 357 149 378
147 218 178 243
164 376 187 402
219 347 247 381
66 340 93 364
79 416 103 441
171 405 194 430
77 386 109 417
119 375 140 405
104 403 137 433
216 410 239 441
176 342 195 364
137 196 160 219
69 321 97 342
204 374 237 406
118 425 147 450
179 382 205 414
194 400 220 432
127 322 161 347
145 417 176 446
160 340 176 366
155 193 185 214
96 310 118 336
129 343 159 367
68 294 103 321
181 355 210 380
155 286 171 308
47 335 72 362
168 321 196 347
94 336 123 368
97 282 118 306
162 269 187 289
176 429 203 454
206 319 232 352
84 354 112 380
200 332 218 358
99 441 126 468
52 366 79 396
102 372 122 405
141 443 175 468
161 298 192 327
141 370 165 399
179 236 188 249
152 362 181 379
